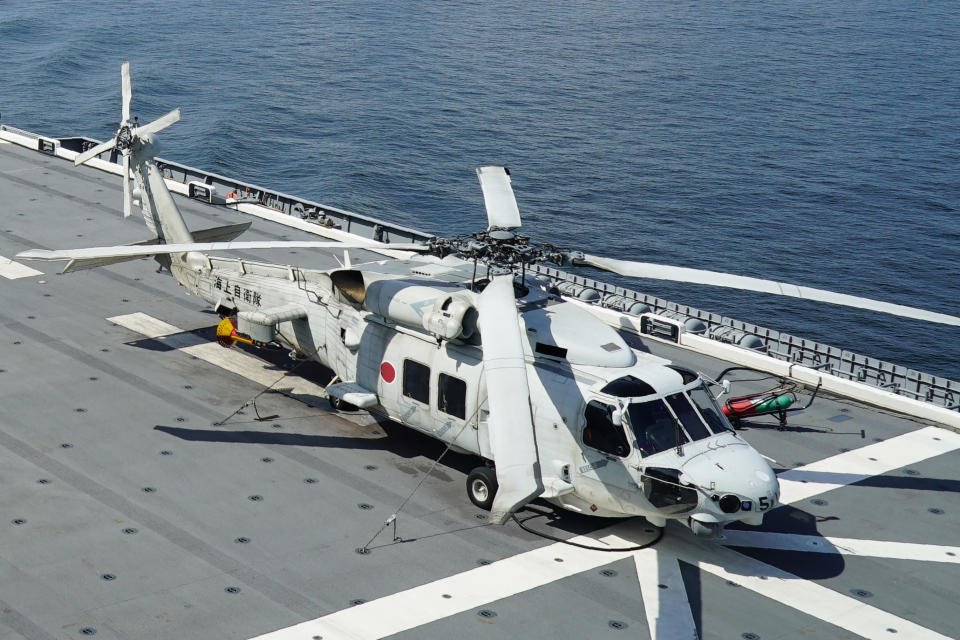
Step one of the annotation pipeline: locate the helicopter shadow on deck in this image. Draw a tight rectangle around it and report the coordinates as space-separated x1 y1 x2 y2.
717 464 960 584
773 467 960 496
154 416 479 475
731 415 866 435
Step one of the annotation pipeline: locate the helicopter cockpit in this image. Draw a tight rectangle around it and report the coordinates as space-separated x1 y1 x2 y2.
627 383 735 456
582 369 779 534
584 372 734 458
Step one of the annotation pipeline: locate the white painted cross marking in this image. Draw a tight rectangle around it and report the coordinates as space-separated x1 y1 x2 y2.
0 255 42 279
245 424 960 640
776 426 960 505
690 543 953 639
720 530 960 563
635 549 698 640
248 529 648 640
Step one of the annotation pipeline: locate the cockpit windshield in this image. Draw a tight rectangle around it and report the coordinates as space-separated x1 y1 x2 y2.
627 400 688 457
665 393 711 441
688 383 734 433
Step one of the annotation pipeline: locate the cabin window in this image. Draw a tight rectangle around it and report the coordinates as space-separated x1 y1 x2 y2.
402 359 430 404
582 401 630 458
438 373 467 419
627 399 688 457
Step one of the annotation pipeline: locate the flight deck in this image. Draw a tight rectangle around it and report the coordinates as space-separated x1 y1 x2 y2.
1 132 959 640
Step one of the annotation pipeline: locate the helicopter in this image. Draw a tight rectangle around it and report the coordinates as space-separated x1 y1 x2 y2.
19 64 960 537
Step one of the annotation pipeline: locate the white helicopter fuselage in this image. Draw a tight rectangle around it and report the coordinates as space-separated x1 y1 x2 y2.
182 252 780 533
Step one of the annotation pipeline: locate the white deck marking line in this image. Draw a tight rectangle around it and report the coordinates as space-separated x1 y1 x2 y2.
248 530 643 640
605 531 955 640
684 542 953 639
0 255 42 279
248 424 960 640
634 549 698 640
720 530 960 563
108 312 329 399
776 426 960 505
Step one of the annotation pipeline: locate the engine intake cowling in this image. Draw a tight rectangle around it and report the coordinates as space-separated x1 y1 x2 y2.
421 293 478 341
360 278 478 341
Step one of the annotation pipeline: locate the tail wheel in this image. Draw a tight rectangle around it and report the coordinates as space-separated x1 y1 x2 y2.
466 466 498 510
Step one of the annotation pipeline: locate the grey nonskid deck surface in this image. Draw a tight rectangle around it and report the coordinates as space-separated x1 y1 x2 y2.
1 139 959 640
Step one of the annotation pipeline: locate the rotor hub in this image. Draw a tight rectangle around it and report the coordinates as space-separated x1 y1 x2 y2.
115 125 134 151
427 230 568 271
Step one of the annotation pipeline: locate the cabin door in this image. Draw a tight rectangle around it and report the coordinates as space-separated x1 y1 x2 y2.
428 344 481 455
379 333 436 435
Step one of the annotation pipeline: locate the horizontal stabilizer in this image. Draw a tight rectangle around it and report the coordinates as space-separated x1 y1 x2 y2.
18 240 428 263
191 222 252 243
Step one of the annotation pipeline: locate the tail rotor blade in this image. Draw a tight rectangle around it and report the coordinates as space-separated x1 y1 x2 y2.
121 61 132 123
122 154 133 218
74 137 117 167
477 274 541 523
576 253 960 327
477 166 522 230
137 108 181 136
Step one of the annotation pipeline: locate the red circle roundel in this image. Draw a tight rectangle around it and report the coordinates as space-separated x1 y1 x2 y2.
380 361 396 383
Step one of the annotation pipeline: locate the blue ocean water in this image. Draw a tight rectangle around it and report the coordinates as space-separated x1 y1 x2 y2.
1 1 958 379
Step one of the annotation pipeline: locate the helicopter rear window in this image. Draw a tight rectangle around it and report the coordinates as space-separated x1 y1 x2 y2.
665 393 710 441
689 384 733 433
438 373 466 419
600 375 656 398
627 400 688 457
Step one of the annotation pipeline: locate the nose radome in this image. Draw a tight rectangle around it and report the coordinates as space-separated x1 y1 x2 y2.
681 443 776 498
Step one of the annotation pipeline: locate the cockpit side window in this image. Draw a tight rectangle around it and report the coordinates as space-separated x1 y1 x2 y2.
627 400 688 457
688 384 734 433
582 401 630 458
666 393 711 441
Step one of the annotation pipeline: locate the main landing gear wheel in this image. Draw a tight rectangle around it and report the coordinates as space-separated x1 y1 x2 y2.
327 396 357 412
466 466 498 511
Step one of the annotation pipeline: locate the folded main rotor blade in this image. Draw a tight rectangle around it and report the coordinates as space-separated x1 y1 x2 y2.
121 154 133 218
74 137 117 166
137 107 181 136
121 61 132 123
17 240 428 262
477 166 521 230
578 254 960 327
477 274 542 524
